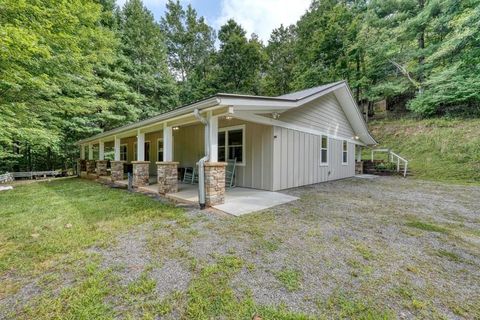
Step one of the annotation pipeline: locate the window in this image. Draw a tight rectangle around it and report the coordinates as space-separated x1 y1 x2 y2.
157 139 164 161
120 144 127 161
320 135 328 165
133 141 150 161
342 140 348 164
218 126 244 164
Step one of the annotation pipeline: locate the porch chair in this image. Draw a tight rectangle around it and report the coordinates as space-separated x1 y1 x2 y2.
225 158 237 188
183 166 198 184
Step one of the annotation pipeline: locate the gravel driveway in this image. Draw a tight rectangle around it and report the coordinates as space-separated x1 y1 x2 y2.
2 176 479 319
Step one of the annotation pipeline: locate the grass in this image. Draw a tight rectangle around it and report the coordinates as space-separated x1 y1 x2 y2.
405 220 448 233
0 178 183 274
367 117 480 183
275 268 303 292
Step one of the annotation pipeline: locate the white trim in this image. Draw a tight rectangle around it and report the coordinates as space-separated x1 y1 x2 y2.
320 135 328 166
218 124 246 166
233 111 366 146
342 140 348 165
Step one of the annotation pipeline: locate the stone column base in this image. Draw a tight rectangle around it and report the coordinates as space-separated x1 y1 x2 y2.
355 161 363 174
156 162 179 194
204 162 227 206
86 160 96 175
132 161 150 187
96 160 108 176
77 159 86 176
110 161 125 182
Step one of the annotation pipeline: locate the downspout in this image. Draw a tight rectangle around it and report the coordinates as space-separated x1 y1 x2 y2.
193 109 209 209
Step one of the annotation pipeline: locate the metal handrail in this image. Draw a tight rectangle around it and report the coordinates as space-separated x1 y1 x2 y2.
371 149 409 177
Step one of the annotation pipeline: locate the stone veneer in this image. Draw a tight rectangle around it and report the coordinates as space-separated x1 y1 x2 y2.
132 161 150 187
156 162 179 194
355 161 363 175
86 160 96 175
77 159 86 175
110 161 125 182
96 160 108 176
204 162 227 207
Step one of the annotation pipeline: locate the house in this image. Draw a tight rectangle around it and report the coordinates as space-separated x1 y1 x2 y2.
77 81 376 210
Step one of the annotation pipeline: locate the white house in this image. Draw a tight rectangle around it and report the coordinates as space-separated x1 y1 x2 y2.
77 81 376 210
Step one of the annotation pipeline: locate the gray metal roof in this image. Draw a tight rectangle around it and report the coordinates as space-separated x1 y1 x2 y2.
277 81 344 100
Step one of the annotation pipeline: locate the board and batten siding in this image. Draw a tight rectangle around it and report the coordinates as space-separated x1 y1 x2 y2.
279 92 355 139
272 127 355 191
218 118 274 190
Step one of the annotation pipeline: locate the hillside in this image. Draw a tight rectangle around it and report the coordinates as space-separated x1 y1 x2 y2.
367 118 480 184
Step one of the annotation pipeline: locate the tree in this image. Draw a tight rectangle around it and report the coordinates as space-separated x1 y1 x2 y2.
215 19 264 94
119 0 178 118
161 0 216 103
263 24 297 96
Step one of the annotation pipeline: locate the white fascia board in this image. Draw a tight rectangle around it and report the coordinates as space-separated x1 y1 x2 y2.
233 111 366 146
333 86 377 146
77 97 220 145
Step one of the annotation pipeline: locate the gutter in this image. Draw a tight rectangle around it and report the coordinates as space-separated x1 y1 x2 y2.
193 109 209 209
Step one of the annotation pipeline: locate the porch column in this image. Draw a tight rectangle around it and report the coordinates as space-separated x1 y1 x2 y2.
86 144 96 175
114 136 120 161
88 144 93 160
136 130 145 161
78 144 86 177
355 146 363 174
163 125 173 161
208 114 218 162
80 144 85 160
99 141 105 160
111 161 125 182
157 161 179 194
204 162 227 206
133 130 149 187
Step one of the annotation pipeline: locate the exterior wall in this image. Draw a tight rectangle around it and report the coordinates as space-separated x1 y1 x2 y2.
279 92 355 138
218 119 274 190
272 127 356 191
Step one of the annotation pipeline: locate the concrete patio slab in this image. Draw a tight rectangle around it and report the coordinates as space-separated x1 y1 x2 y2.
168 183 298 216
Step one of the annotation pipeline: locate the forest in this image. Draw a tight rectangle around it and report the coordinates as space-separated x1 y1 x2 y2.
1 0 479 172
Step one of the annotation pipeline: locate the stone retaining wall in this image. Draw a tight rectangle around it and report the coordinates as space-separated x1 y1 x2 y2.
86 160 96 175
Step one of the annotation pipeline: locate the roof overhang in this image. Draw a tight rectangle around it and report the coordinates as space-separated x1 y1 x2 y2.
77 81 377 146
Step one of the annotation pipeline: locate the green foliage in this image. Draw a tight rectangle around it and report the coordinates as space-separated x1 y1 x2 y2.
215 20 265 94
368 118 480 183
275 268 303 292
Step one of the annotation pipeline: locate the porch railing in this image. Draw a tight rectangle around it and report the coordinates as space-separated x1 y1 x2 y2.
370 148 409 177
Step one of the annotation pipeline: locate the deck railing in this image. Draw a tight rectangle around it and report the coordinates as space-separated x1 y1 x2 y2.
370 148 409 177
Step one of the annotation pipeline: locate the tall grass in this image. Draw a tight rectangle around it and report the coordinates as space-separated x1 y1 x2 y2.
368 118 480 183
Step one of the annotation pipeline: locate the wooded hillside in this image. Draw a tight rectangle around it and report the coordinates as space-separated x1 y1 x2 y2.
1 0 479 172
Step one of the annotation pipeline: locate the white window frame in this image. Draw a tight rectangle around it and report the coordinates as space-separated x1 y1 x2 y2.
157 138 164 161
320 135 328 166
342 140 348 165
218 125 246 166
120 144 128 161
134 140 151 161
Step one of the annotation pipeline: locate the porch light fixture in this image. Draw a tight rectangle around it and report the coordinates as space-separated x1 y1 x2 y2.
354 135 359 140
225 115 232 120
272 112 280 120
173 126 179 131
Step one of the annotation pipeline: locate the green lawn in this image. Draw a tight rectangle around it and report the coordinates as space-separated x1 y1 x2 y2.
367 118 480 184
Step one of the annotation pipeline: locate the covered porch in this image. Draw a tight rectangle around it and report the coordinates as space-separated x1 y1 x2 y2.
76 104 296 214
